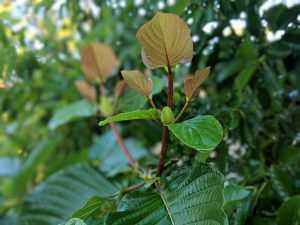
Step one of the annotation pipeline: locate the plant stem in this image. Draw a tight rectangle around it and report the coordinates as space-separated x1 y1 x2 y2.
98 83 135 168
174 100 189 122
167 64 173 107
156 126 169 177
148 97 157 109
109 122 135 168
156 65 173 177
124 182 145 192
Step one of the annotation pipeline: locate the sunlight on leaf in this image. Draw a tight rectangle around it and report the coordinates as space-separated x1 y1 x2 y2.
136 12 193 69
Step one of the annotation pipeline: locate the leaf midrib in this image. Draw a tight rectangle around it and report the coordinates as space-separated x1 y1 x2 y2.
159 190 175 225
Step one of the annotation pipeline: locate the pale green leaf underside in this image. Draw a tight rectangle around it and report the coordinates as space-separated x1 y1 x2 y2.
99 109 159 126
48 100 97 130
168 115 223 152
106 163 228 225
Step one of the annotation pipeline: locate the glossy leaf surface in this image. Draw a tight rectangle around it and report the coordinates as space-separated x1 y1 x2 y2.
168 115 223 152
106 163 228 225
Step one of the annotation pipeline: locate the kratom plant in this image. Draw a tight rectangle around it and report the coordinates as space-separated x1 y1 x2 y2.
67 12 228 225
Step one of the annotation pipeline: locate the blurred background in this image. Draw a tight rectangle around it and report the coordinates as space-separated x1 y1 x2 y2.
0 0 300 225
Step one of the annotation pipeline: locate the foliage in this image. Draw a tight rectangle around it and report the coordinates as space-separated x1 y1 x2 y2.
0 0 299 225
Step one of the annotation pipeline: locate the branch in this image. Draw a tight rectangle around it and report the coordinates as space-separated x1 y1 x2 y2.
109 122 135 168
123 182 145 193
174 100 189 122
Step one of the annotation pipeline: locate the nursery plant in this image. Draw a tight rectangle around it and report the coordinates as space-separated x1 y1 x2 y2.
66 12 227 225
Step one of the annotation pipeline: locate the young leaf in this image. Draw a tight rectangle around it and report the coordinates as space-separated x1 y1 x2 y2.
184 67 210 99
114 80 126 98
136 12 193 69
168 115 223 152
80 43 116 82
99 109 159 126
106 163 228 225
75 80 96 102
121 70 152 98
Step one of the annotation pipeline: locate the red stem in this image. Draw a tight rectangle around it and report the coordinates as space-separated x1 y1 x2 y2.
109 122 135 168
156 65 173 177
124 182 145 192
167 64 173 107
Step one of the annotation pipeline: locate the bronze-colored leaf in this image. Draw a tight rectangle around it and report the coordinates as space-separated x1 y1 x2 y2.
80 43 116 82
115 80 126 98
121 70 152 98
136 12 193 69
184 67 210 99
75 80 96 102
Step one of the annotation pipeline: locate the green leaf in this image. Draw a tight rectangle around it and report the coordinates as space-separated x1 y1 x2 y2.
99 109 159 126
60 218 87 225
276 195 300 225
106 163 228 225
223 185 251 212
18 164 117 225
234 61 257 92
48 100 97 130
168 115 223 152
118 89 147 112
73 196 114 219
270 165 296 201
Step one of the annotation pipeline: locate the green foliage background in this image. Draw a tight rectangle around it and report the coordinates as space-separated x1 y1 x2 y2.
0 0 299 224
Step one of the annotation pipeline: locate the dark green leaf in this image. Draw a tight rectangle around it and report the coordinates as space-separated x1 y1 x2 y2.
234 62 257 92
270 165 296 201
168 115 223 152
99 109 159 126
276 195 300 225
106 163 228 225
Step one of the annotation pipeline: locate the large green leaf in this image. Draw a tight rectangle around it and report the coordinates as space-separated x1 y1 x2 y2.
276 195 300 225
18 164 117 225
99 109 159 126
106 163 228 225
168 115 223 152
48 100 97 130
